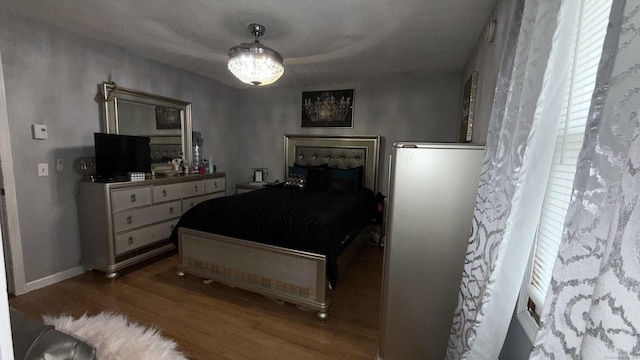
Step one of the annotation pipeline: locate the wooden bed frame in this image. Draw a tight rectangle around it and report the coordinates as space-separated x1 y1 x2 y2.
176 134 380 319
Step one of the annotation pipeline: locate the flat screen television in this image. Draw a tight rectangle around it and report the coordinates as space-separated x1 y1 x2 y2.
94 133 151 182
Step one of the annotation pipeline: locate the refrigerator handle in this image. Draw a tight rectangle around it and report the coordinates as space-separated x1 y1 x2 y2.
381 152 393 245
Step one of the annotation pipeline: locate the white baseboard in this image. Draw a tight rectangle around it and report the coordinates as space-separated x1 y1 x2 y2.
22 266 85 294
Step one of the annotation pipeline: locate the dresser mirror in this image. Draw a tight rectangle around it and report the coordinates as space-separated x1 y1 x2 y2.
101 82 193 168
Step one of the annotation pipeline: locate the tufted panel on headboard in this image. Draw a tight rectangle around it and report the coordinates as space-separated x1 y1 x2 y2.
284 135 381 193
293 147 366 169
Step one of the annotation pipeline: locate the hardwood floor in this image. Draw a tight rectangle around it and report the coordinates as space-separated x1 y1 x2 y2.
9 244 384 360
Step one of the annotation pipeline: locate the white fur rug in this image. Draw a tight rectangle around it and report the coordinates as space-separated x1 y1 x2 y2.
43 312 187 360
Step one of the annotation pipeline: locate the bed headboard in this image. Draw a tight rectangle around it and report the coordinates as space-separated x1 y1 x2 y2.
283 134 381 193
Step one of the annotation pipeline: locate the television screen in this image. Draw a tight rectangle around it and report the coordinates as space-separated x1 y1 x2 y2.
94 133 151 182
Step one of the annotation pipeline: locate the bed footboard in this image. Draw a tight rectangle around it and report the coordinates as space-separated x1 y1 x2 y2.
177 227 330 319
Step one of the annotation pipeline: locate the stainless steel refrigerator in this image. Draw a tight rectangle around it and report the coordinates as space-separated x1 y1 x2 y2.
377 142 485 360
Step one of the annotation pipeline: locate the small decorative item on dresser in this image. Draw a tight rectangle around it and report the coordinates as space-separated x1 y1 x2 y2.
208 155 215 173
128 172 145 181
74 156 96 181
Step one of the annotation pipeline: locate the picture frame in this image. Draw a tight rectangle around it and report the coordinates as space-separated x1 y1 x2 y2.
253 169 264 183
301 89 354 128
155 106 181 130
460 71 478 142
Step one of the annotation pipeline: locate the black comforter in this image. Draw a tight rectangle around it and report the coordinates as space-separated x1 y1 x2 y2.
170 185 376 287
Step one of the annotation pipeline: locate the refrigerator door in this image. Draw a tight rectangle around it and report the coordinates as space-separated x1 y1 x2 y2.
377 143 484 360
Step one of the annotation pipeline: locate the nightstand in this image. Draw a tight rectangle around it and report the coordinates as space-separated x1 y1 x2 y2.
236 182 266 194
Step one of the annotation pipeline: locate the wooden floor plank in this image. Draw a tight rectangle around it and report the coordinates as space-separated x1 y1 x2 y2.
9 244 384 360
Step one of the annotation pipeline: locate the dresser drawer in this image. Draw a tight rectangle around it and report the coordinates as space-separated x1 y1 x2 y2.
153 180 204 202
111 187 152 211
205 177 226 194
112 200 181 233
114 219 178 255
182 192 225 212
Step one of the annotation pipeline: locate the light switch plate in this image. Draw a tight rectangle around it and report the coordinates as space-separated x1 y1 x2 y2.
32 124 48 140
38 163 49 176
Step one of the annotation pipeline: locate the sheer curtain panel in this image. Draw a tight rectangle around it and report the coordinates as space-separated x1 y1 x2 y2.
530 0 640 358
446 0 587 358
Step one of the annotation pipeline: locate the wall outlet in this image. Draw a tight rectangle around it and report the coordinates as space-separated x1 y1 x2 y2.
38 163 49 176
31 124 48 140
56 158 64 171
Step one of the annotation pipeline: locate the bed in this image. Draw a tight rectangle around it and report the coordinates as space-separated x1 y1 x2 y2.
174 134 380 319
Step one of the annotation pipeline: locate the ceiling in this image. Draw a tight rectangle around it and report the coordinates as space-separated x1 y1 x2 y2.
1 0 498 89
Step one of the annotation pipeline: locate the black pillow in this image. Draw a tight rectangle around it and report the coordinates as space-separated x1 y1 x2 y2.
288 166 307 177
305 167 331 192
329 166 363 193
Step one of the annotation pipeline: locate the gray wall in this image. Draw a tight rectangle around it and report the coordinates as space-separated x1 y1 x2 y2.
462 0 521 145
499 308 534 360
0 12 240 283
0 12 465 286
226 73 463 194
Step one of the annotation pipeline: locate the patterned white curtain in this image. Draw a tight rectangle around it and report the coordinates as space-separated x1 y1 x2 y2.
446 0 585 358
530 0 640 358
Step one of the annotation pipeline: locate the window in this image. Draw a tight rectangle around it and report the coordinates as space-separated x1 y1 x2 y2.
517 0 612 342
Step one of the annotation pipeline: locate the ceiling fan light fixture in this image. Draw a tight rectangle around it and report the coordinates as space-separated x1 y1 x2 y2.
228 23 284 86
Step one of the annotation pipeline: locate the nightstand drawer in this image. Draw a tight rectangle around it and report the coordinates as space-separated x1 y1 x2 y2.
236 183 265 194
153 180 205 202
112 200 181 233
111 187 152 211
205 177 226 193
114 219 178 255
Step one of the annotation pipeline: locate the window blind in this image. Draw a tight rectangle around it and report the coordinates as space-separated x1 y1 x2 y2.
527 0 612 311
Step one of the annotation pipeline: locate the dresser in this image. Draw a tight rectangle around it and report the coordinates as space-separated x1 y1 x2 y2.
76 173 226 278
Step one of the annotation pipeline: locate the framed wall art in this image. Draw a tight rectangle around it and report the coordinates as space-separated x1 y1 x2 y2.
155 106 181 130
301 89 354 128
460 71 478 142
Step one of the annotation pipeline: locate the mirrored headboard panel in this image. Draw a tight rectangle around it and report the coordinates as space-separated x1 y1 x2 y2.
101 82 193 166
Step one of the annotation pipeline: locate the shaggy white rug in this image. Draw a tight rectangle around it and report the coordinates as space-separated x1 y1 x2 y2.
43 312 187 360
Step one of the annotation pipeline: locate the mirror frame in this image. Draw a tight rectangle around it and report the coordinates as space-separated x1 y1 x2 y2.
101 82 193 166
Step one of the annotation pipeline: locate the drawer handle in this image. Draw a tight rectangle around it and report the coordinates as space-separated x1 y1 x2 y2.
214 182 218 188
128 236 134 245
162 189 167 197
190 202 194 208
126 216 132 225
130 194 136 202
170 224 175 231
193 185 198 192
169 207 174 215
